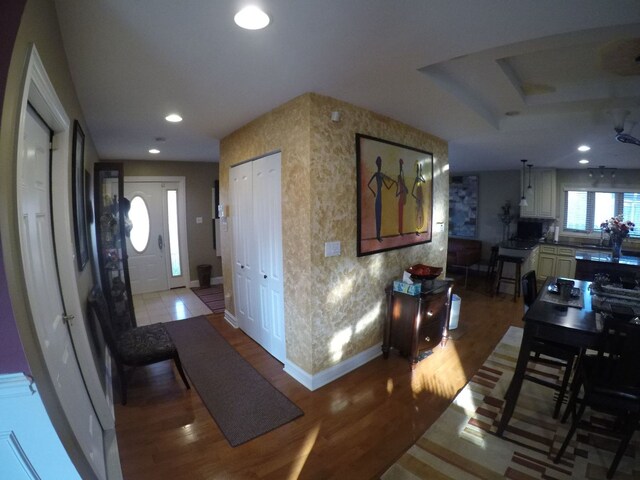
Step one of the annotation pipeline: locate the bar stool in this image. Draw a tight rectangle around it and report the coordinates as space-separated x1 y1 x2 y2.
486 244 499 280
494 255 523 302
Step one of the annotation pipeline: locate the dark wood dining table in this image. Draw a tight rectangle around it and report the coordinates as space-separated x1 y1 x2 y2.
496 276 604 436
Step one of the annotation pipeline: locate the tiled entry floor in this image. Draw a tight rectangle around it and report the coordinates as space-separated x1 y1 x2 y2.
132 288 212 326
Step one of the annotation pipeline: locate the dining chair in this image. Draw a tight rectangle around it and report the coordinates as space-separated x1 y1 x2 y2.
554 314 640 479
87 285 190 405
521 270 580 418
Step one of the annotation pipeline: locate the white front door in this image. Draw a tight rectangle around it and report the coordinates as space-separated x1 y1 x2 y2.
124 180 189 294
124 182 169 294
18 106 106 479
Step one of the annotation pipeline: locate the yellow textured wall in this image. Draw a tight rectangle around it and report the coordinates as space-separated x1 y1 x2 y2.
220 93 448 375
220 95 314 372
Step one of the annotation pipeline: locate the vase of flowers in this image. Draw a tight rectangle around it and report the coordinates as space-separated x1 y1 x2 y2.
600 215 635 261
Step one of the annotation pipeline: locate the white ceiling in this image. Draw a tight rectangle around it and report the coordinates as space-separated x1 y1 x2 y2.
53 0 640 172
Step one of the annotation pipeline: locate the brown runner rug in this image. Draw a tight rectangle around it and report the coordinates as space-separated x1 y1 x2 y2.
383 326 640 479
192 284 225 313
164 316 303 446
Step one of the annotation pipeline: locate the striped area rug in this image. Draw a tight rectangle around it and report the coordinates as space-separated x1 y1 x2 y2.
382 326 640 479
192 284 225 313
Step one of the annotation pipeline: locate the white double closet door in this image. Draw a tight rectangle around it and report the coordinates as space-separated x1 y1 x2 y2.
230 152 286 363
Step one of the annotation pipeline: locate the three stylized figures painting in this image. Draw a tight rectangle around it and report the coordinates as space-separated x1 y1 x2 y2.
357 134 433 256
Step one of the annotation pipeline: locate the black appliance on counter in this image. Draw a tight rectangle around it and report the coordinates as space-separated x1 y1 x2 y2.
516 220 543 240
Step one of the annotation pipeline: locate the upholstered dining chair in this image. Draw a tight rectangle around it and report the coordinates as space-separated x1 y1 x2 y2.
555 314 640 479
87 285 190 405
521 270 580 418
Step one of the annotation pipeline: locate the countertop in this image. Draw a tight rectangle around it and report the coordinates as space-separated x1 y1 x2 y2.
499 240 539 250
574 251 640 266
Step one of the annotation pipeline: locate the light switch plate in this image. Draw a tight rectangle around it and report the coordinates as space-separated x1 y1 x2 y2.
196 216 203 224
324 241 341 257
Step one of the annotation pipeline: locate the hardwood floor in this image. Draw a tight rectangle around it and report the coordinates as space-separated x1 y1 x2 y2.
115 273 523 479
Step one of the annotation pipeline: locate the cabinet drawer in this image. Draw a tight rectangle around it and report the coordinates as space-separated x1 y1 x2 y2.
418 319 443 352
540 245 557 254
557 247 575 257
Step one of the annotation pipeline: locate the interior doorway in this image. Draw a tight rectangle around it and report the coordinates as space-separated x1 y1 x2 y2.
14 46 117 479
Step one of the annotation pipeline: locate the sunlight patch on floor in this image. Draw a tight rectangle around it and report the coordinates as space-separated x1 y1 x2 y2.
409 340 467 401
286 423 321 479
386 378 394 396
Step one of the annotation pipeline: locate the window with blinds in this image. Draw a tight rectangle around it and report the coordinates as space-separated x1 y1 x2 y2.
564 190 640 237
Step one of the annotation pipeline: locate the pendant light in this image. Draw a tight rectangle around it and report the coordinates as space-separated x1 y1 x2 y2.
527 164 533 189
519 159 528 207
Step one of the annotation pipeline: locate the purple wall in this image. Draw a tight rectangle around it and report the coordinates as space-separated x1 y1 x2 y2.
0 238 29 374
0 0 29 375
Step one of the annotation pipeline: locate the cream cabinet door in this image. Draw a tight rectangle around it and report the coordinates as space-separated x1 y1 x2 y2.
537 254 556 279
556 257 577 279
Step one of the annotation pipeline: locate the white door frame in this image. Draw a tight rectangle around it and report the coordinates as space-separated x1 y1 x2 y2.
15 44 120 478
124 176 190 289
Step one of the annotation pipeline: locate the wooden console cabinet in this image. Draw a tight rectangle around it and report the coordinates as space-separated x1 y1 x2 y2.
383 279 453 368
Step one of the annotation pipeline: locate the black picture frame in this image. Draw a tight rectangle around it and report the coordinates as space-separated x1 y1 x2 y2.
356 134 434 256
72 120 89 270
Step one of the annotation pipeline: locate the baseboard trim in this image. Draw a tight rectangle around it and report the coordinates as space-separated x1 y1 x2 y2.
224 310 238 328
284 343 382 391
189 276 223 289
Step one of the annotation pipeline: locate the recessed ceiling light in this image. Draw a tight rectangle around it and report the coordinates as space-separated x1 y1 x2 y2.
234 6 270 30
149 149 160 154
578 145 591 152
579 159 589 164
165 114 182 123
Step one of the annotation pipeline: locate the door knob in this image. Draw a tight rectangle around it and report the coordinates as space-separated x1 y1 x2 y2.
264 275 267 279
158 235 163 250
241 265 244 269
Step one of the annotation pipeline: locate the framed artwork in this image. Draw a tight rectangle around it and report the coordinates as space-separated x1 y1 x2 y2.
356 134 433 256
72 120 89 270
449 175 478 238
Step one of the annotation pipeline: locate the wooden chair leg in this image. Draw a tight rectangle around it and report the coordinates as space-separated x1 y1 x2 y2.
553 354 574 419
555 401 587 463
494 260 504 295
173 355 190 390
513 263 521 302
607 414 639 479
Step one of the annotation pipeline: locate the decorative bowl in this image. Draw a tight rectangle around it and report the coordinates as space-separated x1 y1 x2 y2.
406 264 442 280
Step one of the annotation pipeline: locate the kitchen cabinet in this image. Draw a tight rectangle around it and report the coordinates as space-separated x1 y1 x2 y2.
537 244 576 280
520 168 556 218
496 244 539 295
383 279 453 368
94 162 136 328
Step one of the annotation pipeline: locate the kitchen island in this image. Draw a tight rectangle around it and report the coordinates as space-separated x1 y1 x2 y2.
574 250 640 281
497 240 539 295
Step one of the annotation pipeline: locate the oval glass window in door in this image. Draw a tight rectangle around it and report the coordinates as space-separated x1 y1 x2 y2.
129 195 150 252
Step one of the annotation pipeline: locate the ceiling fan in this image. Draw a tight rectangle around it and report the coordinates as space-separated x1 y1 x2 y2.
611 108 640 146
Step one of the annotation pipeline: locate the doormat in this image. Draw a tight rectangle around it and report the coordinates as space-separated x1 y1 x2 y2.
192 284 225 313
164 316 303 446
